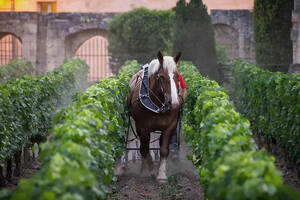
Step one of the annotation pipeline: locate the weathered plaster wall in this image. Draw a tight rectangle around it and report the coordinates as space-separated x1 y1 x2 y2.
211 10 255 62
57 0 254 13
214 23 239 59
2 0 254 13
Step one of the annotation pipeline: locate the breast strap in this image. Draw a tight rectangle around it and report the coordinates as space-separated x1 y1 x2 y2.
139 65 162 113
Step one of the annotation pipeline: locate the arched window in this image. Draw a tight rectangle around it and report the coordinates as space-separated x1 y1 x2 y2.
0 34 22 66
75 35 110 83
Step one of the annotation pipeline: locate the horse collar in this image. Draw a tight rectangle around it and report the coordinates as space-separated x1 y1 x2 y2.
139 65 165 113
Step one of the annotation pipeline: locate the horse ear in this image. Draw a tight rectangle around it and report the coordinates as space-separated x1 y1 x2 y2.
174 52 181 64
157 51 164 66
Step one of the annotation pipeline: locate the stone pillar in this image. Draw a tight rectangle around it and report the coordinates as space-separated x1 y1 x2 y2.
45 19 69 72
22 23 38 73
22 37 36 67
295 0 300 11
35 14 48 75
290 0 300 73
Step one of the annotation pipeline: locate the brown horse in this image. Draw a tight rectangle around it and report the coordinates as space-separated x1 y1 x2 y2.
127 51 182 183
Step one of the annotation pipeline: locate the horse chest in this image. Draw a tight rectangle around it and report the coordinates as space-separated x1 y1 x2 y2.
132 109 178 130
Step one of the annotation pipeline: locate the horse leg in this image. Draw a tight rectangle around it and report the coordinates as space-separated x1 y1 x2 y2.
138 128 153 173
157 128 175 183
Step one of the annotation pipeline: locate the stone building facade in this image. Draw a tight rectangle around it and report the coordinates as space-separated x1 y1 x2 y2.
0 10 255 76
0 12 115 75
0 0 256 80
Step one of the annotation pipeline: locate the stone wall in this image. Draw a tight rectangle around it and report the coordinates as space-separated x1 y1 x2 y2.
0 10 255 75
211 10 255 62
0 12 38 69
0 12 116 75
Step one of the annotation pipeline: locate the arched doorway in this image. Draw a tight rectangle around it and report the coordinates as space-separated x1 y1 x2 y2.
0 34 22 66
213 24 239 59
75 35 110 83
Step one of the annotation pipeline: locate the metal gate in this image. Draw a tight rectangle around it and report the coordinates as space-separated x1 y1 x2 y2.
75 36 111 83
0 34 22 66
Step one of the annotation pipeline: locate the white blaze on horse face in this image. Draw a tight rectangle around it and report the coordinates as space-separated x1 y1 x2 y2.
169 72 179 107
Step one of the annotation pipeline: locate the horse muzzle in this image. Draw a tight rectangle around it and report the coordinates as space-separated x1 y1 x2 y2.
172 102 180 110
165 100 179 112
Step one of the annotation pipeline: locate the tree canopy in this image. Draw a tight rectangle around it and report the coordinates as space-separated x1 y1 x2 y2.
254 0 293 72
108 8 174 73
173 0 219 81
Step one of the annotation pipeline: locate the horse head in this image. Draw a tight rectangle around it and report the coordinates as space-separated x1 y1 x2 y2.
149 51 181 112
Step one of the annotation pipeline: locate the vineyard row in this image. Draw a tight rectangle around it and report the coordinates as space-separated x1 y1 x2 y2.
0 59 88 185
179 61 296 199
1 60 298 199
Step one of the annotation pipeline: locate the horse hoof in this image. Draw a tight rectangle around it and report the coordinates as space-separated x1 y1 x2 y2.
157 178 168 184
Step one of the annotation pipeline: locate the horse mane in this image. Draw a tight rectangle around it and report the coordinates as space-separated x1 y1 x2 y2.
148 56 177 76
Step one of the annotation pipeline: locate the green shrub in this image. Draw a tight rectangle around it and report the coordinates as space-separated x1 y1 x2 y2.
232 60 300 162
174 0 219 81
0 59 34 84
178 61 296 199
0 59 88 165
4 61 139 200
254 0 293 72
108 8 174 74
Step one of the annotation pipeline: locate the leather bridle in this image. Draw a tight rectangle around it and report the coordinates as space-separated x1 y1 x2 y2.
155 66 172 113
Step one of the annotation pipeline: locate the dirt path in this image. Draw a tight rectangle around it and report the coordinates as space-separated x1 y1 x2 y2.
109 139 203 200
3 159 41 189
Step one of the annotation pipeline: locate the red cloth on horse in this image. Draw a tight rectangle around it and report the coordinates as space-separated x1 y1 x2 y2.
178 74 186 89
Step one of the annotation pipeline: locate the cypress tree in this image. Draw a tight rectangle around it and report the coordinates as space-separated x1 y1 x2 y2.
173 0 219 81
254 0 293 72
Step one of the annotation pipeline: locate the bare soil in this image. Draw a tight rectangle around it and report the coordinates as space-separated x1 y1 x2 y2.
4 159 41 189
109 140 203 200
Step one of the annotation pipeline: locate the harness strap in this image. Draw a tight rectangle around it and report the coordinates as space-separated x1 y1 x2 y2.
139 65 164 113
